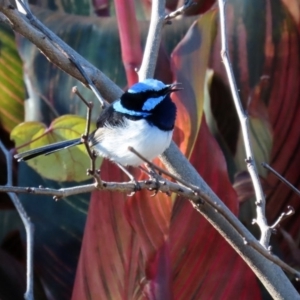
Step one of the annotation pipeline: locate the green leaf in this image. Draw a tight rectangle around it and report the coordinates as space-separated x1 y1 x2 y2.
0 25 24 132
11 115 98 182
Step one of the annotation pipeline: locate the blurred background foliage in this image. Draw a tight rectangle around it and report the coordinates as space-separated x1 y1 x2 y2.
0 0 299 299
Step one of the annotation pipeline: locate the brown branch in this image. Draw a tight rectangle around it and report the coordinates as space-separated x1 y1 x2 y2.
0 0 122 102
1 166 300 280
0 179 194 201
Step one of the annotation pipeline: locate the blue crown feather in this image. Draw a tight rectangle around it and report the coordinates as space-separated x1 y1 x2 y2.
128 79 166 94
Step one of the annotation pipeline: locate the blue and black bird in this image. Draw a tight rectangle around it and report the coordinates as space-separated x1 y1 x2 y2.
15 79 179 168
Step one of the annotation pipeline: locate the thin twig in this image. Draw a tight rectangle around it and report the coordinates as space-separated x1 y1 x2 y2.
164 0 195 22
68 55 107 109
31 86 60 118
244 238 300 280
0 140 34 300
72 86 103 187
262 162 300 197
217 0 270 248
270 206 295 230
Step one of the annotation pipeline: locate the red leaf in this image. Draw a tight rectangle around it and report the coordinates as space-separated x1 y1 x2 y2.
73 118 261 299
144 242 172 300
72 163 141 299
114 0 142 85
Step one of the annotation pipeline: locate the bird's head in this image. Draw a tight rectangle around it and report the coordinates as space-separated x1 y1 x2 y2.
113 79 180 116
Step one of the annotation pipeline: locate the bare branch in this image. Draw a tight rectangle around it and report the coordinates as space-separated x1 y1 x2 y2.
1 168 300 281
71 86 104 188
0 179 194 202
0 0 122 101
0 140 34 300
68 55 106 108
270 206 295 231
15 0 106 108
217 0 271 248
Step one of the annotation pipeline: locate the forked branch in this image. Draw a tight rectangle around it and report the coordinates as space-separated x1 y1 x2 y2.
0 141 34 300
217 0 270 248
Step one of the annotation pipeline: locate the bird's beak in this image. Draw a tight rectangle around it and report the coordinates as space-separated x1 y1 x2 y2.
168 82 183 93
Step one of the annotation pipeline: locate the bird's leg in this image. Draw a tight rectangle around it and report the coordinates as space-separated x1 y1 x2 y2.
72 86 102 187
116 163 141 195
128 146 164 196
140 163 163 196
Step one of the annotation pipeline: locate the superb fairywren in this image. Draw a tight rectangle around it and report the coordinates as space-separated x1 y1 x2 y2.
15 79 179 168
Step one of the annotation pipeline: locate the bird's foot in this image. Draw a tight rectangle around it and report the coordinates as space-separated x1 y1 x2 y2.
127 178 141 196
140 164 163 197
116 163 141 196
87 168 103 188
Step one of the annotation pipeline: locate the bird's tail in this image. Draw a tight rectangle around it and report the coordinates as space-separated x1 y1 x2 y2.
14 138 82 161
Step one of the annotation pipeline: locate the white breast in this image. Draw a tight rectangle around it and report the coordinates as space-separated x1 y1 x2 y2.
92 119 173 166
